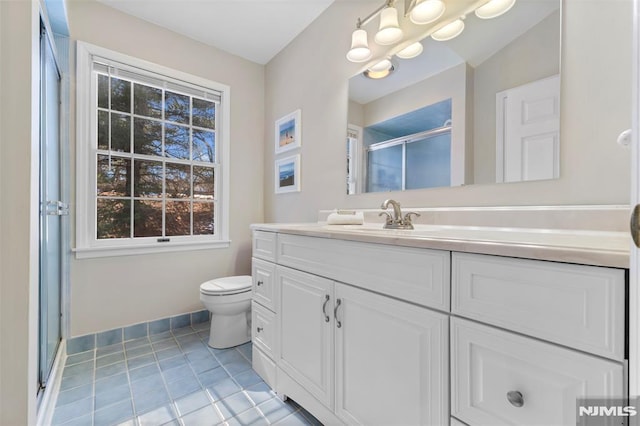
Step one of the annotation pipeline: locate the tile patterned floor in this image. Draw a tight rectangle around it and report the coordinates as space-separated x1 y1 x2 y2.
51 322 322 426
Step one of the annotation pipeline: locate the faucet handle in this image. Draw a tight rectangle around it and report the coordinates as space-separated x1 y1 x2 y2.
403 212 420 224
379 211 393 225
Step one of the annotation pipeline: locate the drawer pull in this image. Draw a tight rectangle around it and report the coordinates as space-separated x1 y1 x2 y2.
506 391 524 408
322 295 330 323
256 280 263 287
256 327 264 333
334 299 342 328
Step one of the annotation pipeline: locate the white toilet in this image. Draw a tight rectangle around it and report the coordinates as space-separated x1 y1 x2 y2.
199 275 252 349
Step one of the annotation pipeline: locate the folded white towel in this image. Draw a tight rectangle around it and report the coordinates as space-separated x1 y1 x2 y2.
327 211 364 225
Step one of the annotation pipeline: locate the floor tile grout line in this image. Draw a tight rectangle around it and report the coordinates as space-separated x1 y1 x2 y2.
172 326 261 424
132 331 179 421
177 325 232 422
174 327 217 418
91 347 97 426
139 325 209 422
122 338 139 425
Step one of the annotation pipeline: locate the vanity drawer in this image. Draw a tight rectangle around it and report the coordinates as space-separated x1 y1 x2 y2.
451 317 624 426
452 252 625 360
253 230 277 262
252 301 276 359
276 233 450 311
252 257 276 312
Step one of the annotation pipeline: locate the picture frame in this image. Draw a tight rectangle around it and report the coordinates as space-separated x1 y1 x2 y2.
275 154 301 194
274 109 301 154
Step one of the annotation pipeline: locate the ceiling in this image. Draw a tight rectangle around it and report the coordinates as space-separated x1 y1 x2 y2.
95 0 336 65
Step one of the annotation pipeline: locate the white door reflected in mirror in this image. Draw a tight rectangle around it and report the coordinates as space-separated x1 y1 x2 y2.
496 74 560 183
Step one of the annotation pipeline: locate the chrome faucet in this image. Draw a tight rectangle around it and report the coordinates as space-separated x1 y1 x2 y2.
379 199 420 230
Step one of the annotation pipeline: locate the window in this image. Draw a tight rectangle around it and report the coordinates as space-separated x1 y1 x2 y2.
75 42 230 258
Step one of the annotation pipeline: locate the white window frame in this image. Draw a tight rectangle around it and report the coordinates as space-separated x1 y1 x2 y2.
74 41 230 259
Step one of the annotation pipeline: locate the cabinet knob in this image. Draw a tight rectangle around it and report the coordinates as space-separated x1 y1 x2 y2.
257 280 263 286
506 390 524 407
256 327 263 333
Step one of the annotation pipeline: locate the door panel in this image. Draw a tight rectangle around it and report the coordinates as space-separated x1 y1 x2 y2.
497 74 560 182
39 24 62 389
276 266 334 408
335 283 449 426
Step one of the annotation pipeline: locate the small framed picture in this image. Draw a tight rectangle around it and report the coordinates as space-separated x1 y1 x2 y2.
275 155 300 194
274 109 301 154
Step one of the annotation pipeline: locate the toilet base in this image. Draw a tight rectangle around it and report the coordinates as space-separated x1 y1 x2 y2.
208 311 251 349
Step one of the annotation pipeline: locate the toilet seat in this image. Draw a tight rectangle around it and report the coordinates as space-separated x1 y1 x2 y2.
200 275 252 296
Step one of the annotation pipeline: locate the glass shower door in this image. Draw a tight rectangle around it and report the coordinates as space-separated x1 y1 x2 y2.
39 23 63 390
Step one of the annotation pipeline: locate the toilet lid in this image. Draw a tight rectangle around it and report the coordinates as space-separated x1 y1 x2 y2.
200 275 252 295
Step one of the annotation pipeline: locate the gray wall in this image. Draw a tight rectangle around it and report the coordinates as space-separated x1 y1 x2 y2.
66 0 265 336
264 0 632 223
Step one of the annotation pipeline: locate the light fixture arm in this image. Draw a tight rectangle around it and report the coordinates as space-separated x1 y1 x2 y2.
355 0 393 29
404 0 418 16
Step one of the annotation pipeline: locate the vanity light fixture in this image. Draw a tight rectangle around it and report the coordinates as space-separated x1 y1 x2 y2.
475 0 516 19
346 23 372 62
363 58 396 79
375 2 404 45
409 0 445 25
346 0 517 66
431 17 465 41
396 41 424 59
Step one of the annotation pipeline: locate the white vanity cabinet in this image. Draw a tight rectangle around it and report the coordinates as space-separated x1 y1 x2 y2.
451 252 626 426
251 227 628 426
276 264 449 426
253 230 450 425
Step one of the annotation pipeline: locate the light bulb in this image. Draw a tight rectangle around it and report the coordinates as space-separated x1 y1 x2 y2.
475 0 516 19
396 42 424 59
375 6 403 45
370 59 393 73
410 0 445 25
346 28 372 62
431 18 465 41
363 59 395 79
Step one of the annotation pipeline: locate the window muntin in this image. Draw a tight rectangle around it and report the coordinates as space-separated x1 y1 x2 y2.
76 42 230 257
95 71 218 242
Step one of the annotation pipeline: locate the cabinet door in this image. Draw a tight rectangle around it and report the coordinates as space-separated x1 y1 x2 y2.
334 283 449 426
276 265 334 408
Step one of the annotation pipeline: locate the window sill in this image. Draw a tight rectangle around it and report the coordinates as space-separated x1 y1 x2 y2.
73 240 231 259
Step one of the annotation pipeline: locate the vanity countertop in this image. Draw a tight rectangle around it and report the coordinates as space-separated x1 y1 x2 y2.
251 222 631 268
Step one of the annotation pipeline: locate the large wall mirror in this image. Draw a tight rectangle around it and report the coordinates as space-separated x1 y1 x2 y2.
347 0 561 194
